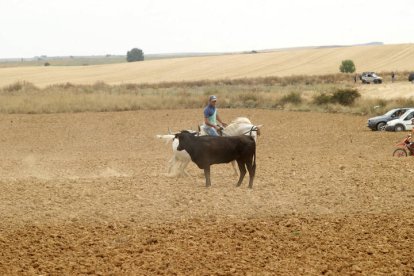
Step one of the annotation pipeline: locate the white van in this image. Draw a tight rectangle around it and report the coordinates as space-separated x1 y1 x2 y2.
385 108 414 131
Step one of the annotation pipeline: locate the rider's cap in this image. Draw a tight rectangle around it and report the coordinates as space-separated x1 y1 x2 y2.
209 95 217 101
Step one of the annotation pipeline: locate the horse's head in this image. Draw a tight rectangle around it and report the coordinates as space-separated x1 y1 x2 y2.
255 125 263 136
244 124 262 141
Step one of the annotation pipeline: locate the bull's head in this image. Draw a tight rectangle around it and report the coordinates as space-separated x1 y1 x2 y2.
174 132 183 151
175 130 197 151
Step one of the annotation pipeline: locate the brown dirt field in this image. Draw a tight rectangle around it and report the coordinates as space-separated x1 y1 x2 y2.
1 109 414 275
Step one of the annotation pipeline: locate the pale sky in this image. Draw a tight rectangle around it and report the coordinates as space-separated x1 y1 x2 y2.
1 0 413 58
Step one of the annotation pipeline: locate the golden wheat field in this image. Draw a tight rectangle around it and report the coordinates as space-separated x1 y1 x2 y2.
1 44 414 88
1 108 414 275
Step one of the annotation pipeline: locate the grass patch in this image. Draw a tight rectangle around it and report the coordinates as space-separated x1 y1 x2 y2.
0 79 411 116
314 88 361 106
279 92 302 106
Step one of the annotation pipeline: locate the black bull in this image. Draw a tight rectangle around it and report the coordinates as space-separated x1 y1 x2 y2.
175 131 256 188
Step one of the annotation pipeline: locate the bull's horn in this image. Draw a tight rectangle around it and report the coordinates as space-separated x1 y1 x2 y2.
168 127 172 134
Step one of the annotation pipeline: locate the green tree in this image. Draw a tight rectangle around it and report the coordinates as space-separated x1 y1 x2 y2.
127 48 144 62
339 60 356 73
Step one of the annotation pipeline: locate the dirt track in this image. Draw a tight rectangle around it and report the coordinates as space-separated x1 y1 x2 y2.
1 109 414 275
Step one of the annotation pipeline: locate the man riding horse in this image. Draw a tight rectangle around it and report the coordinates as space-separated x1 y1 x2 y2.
157 96 262 177
203 95 227 136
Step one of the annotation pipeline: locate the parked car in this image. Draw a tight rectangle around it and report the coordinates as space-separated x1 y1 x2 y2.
360 72 382 84
385 108 414 131
367 108 410 131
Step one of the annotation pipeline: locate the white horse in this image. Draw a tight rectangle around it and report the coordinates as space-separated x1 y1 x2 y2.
156 117 262 177
156 130 197 177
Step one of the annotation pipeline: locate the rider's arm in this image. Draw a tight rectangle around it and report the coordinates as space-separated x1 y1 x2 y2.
216 114 227 127
204 117 218 128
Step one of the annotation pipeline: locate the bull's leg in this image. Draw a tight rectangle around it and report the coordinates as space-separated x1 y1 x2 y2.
204 166 212 187
236 160 246 187
246 157 256 189
230 160 238 176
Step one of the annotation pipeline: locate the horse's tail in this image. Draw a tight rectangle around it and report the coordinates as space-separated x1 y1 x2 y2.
156 134 175 144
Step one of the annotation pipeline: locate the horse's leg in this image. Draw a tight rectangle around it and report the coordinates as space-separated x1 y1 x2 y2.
165 156 180 177
230 160 238 176
167 156 175 174
181 159 191 177
236 159 246 187
177 158 190 177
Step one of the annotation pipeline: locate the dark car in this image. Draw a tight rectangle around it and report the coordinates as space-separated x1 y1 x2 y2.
367 108 409 131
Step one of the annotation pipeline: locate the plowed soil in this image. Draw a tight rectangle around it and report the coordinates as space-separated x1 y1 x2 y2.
1 109 413 275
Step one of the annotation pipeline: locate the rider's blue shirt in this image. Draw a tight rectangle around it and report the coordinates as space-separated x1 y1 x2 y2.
204 105 217 125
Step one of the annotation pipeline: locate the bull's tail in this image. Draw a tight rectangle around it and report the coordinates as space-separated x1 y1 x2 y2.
253 145 256 171
247 143 257 189
155 134 175 145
